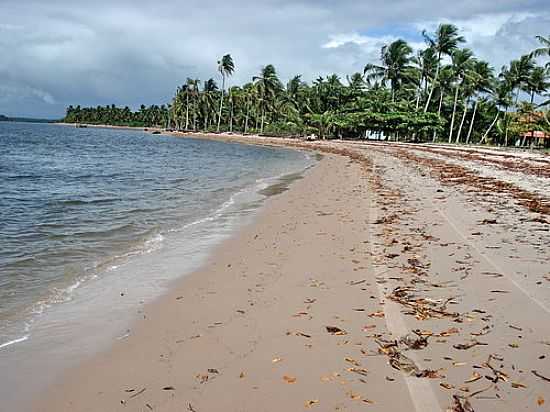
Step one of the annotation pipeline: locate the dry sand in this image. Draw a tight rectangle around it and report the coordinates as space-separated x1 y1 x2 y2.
35 134 549 412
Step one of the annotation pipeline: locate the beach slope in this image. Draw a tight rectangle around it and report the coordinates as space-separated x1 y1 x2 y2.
36 140 550 412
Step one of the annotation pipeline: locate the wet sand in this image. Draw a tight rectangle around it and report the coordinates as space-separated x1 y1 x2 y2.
35 136 549 411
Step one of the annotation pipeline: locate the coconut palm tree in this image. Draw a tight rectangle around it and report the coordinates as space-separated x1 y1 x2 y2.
423 24 465 112
524 65 549 103
500 55 534 144
241 83 258 134
200 78 218 131
188 78 201 130
184 78 196 130
431 65 454 142
216 54 235 132
412 47 437 110
347 72 366 96
253 64 283 133
324 74 345 110
465 61 495 144
480 80 513 144
513 55 536 99
448 48 475 142
531 35 550 67
364 39 414 102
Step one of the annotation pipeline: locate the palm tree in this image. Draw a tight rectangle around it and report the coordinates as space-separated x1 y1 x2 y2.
325 74 345 110
364 39 414 102
183 78 196 130
524 65 549 103
253 64 283 133
423 24 465 112
480 80 512 144
188 78 201 130
241 83 257 134
216 54 235 132
431 65 453 141
531 35 550 67
412 47 437 110
347 72 366 95
499 55 534 144
465 61 495 144
511 55 536 103
448 48 474 142
200 78 218 131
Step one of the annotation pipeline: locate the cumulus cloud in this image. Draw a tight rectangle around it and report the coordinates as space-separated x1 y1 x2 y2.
0 0 548 117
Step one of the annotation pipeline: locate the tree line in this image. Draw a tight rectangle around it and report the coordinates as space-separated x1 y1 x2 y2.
64 104 170 128
63 25 550 146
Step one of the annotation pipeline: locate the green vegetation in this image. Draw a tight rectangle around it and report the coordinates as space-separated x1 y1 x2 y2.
63 104 170 128
63 26 550 146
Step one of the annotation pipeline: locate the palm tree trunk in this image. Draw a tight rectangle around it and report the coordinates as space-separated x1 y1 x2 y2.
217 75 225 132
415 61 424 111
260 109 265 134
193 97 197 131
455 99 469 144
185 93 189 131
229 90 234 133
504 89 520 146
503 105 509 146
465 99 478 144
432 91 444 142
415 77 423 111
244 102 250 134
480 111 499 144
448 84 460 143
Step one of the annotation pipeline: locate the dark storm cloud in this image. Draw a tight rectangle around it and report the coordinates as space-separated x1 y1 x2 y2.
0 0 548 117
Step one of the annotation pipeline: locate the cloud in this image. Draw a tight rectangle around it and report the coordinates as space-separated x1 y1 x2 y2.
0 0 548 117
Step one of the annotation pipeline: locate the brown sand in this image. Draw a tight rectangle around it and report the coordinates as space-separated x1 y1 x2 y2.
35 135 549 412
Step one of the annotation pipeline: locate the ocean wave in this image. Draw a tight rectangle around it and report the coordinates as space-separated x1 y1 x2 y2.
17 231 164 322
54 198 120 206
31 278 85 316
167 191 239 233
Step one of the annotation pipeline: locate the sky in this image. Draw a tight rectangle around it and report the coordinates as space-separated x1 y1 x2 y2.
0 0 548 118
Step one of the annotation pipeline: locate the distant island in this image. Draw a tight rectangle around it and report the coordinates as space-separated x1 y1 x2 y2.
0 114 55 123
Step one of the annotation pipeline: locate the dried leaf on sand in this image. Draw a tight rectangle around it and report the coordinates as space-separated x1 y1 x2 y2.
347 367 369 377
532 370 550 382
451 395 475 412
453 340 488 350
283 375 297 384
326 326 347 335
464 372 482 383
400 332 429 350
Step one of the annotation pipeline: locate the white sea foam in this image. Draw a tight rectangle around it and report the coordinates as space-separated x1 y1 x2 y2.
0 335 29 350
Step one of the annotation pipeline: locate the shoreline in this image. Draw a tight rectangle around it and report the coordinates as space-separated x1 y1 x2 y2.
54 122 550 156
0 130 322 409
